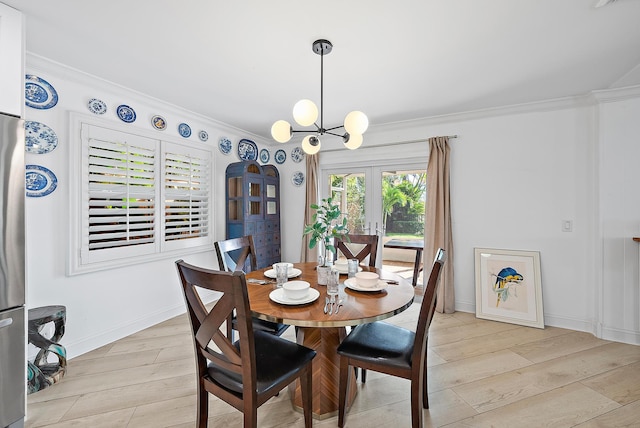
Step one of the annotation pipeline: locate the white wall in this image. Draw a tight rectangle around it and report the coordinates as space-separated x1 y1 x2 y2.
281 93 640 344
596 88 640 343
23 54 287 357
26 54 640 359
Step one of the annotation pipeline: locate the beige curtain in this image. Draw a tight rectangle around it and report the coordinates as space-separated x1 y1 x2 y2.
425 136 455 313
300 153 319 262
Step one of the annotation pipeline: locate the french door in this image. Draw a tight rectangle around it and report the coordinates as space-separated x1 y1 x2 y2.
321 162 427 269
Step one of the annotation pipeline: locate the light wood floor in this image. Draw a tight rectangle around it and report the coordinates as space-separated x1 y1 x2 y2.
26 298 640 428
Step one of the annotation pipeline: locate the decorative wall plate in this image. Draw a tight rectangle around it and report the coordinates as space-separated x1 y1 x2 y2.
25 75 59 110
178 123 192 138
26 164 58 197
151 115 167 130
259 148 270 163
292 171 305 187
25 121 58 154
219 137 232 155
116 105 136 123
198 130 209 142
87 98 107 115
274 149 286 164
291 146 304 163
237 138 258 161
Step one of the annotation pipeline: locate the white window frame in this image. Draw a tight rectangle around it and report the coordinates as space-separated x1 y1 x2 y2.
68 113 213 275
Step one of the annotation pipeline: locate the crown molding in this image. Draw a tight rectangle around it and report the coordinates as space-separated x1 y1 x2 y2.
25 52 270 144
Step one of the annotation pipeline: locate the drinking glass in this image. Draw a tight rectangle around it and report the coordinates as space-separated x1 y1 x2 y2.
275 263 289 288
347 259 359 278
327 268 340 297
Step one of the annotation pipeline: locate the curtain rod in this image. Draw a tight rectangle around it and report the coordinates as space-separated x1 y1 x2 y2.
321 135 457 152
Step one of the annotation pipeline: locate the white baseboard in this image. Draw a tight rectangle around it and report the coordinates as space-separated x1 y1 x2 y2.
600 326 640 345
66 290 220 359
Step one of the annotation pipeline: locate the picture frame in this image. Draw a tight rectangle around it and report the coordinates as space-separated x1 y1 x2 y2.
474 248 544 329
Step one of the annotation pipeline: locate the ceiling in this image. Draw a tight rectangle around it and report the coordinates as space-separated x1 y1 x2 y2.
6 0 640 141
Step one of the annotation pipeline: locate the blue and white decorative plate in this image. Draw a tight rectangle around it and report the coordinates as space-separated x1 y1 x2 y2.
25 121 58 154
274 149 286 164
26 164 58 198
151 115 167 130
25 75 58 110
178 123 191 138
87 98 107 115
237 138 258 161
291 146 304 163
292 171 305 187
116 105 136 123
198 130 208 142
259 148 270 163
219 137 232 155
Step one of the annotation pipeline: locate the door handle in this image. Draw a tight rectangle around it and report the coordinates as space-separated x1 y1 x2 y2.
0 318 14 329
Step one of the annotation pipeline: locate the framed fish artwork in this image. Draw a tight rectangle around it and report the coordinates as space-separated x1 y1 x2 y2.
474 248 544 328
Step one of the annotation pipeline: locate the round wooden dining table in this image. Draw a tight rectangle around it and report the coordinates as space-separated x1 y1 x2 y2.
245 262 415 419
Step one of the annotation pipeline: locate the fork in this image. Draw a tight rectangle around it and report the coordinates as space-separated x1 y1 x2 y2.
328 295 335 315
334 299 344 314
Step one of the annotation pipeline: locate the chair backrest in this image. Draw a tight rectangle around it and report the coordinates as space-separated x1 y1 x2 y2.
334 234 379 267
215 236 258 273
412 248 446 365
175 260 257 396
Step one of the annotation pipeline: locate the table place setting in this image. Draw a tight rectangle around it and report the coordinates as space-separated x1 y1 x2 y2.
263 262 302 279
333 258 363 275
344 272 388 292
268 280 319 305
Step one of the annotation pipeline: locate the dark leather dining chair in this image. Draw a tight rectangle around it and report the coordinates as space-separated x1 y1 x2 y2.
334 234 379 267
175 260 316 428
334 233 379 382
336 248 446 428
214 236 289 341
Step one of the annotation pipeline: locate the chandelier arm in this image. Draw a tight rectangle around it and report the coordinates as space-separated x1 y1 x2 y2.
291 123 321 133
324 125 345 132
324 130 346 138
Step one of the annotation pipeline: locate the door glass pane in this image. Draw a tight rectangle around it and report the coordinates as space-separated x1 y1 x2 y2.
329 172 366 234
381 168 427 285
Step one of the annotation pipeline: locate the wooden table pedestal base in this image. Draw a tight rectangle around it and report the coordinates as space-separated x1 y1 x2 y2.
289 326 357 419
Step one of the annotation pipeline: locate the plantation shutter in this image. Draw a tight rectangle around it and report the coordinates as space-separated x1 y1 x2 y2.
74 121 212 273
81 125 158 264
163 145 210 247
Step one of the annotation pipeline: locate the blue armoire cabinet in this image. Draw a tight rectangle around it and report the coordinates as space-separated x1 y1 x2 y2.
225 161 281 268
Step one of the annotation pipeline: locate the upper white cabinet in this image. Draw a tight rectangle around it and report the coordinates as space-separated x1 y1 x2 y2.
0 3 23 116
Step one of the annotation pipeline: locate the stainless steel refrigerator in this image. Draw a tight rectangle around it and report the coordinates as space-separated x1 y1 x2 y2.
0 112 25 428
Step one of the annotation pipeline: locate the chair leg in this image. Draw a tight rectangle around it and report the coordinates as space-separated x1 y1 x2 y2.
410 377 423 428
300 366 313 428
196 383 208 428
423 341 429 409
422 356 429 409
338 358 351 428
244 407 258 428
361 368 367 383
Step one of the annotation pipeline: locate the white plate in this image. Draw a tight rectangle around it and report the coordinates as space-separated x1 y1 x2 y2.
333 265 363 275
344 278 388 292
264 268 302 279
270 288 319 305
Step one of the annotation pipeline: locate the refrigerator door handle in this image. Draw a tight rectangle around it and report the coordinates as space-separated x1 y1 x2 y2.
0 317 13 329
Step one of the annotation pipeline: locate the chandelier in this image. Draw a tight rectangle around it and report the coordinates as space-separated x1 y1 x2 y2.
271 39 369 155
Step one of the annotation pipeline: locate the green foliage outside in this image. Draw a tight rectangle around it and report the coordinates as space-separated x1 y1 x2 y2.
383 172 426 239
